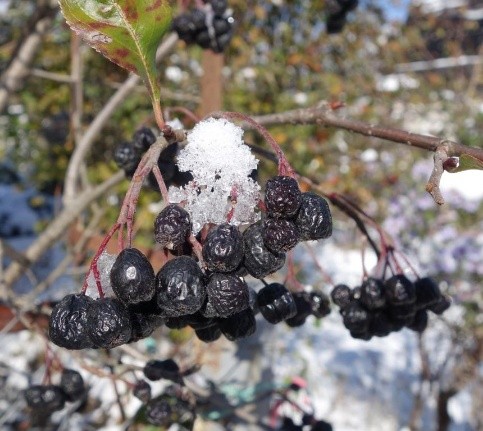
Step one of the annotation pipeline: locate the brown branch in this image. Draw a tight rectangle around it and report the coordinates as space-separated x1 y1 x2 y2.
0 1 58 112
426 146 448 205
250 105 483 162
63 33 179 205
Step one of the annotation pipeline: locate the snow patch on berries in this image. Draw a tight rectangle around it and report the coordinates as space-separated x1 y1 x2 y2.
86 251 116 298
168 118 261 233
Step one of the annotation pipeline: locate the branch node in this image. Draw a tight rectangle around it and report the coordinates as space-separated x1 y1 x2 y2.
426 146 449 205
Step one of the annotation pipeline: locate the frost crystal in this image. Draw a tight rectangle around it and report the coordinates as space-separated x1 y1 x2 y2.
169 118 260 233
86 251 117 298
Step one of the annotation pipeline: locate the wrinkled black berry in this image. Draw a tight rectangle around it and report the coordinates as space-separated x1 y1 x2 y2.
295 192 332 241
156 256 206 317
243 223 286 279
206 273 250 317
86 297 132 349
369 311 393 337
203 224 244 272
218 308 256 341
60 369 86 402
110 248 155 305
360 277 386 310
49 294 94 350
24 385 66 412
330 284 352 308
262 218 299 252
264 176 302 218
154 204 191 250
257 283 297 324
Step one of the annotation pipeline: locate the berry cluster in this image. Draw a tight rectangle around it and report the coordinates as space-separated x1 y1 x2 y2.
172 0 234 53
326 0 359 34
24 369 86 416
113 126 191 191
331 275 451 340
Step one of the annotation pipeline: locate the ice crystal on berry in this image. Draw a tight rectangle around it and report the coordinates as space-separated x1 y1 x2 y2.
168 118 261 233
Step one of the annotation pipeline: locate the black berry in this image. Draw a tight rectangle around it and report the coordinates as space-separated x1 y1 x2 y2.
133 380 152 403
24 385 66 412
60 369 86 402
154 204 191 250
385 275 416 306
427 294 452 315
110 248 155 305
195 323 222 342
414 277 442 309
264 176 302 218
49 294 94 350
262 218 299 252
360 277 386 310
257 283 297 324
86 297 132 349
218 308 256 340
330 284 352 308
156 256 206 317
243 223 286 279
113 142 141 173
132 126 156 152
144 359 182 383
308 291 331 318
202 224 244 272
295 192 332 241
205 273 250 317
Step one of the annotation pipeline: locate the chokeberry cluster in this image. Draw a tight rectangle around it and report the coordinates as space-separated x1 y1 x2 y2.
24 369 86 417
171 0 234 53
113 126 192 191
326 0 359 34
331 275 451 340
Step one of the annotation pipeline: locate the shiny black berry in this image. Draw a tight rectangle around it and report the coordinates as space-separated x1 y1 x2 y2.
206 273 250 318
218 308 256 341
262 218 299 252
243 223 286 279
60 369 86 402
24 385 66 412
146 393 195 428
209 0 228 15
110 248 155 305
330 284 352 308
156 256 206 317
360 277 386 310
264 176 302 218
86 297 132 349
295 192 332 241
49 294 94 350
257 283 297 324
202 224 244 272
154 204 191 250
129 309 163 342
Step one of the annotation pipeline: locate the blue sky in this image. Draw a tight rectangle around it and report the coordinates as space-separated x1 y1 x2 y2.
375 0 412 21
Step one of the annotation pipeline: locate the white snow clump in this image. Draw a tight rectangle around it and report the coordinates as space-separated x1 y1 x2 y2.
85 251 117 298
168 117 261 233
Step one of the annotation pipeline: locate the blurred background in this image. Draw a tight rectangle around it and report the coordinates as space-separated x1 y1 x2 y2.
0 0 481 430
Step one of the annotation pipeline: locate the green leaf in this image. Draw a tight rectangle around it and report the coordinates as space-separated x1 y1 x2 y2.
449 154 483 173
59 0 173 102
